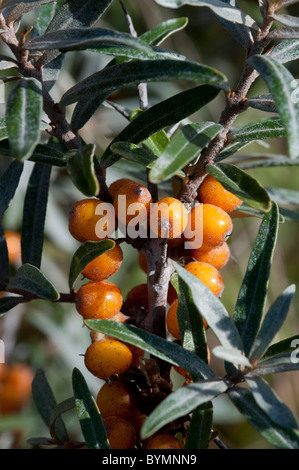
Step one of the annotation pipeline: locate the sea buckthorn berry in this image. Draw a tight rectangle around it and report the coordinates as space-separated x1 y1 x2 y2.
167 299 208 340
184 203 233 251
167 234 184 248
4 231 21 265
113 181 152 226
185 261 224 297
197 174 242 213
103 416 137 449
69 198 115 242
84 339 133 379
190 241 230 270
125 284 149 309
127 343 144 367
82 243 123 282
75 280 123 320
96 382 139 420
0 364 33 415
149 197 188 239
108 178 134 197
144 433 182 449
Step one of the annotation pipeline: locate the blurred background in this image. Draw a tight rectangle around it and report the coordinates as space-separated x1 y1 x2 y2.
0 0 298 449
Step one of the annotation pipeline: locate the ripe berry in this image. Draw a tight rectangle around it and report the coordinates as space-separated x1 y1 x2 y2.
184 203 233 251
0 364 33 415
113 181 152 226
4 231 21 265
75 280 123 320
108 178 134 197
166 299 208 340
125 284 149 310
149 197 188 239
96 382 139 420
69 198 115 242
144 433 182 449
190 241 230 270
184 261 224 297
197 174 242 213
84 339 133 379
82 243 123 282
103 416 137 449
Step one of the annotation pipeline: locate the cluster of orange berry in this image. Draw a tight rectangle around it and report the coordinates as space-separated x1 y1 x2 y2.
68 173 242 449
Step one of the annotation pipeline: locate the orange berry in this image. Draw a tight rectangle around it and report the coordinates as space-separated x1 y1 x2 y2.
0 364 33 415
149 197 188 239
103 416 137 449
84 339 133 380
108 178 134 197
96 382 139 420
127 343 144 367
68 198 115 242
184 203 233 251
190 241 230 270
167 234 184 248
113 181 152 226
131 413 147 437
125 284 149 310
166 299 208 340
144 433 182 449
197 174 242 213
75 280 123 320
82 243 123 282
4 231 21 265
185 261 224 297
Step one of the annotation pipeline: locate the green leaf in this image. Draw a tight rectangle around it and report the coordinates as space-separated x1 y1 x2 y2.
0 139 68 166
149 122 223 184
0 160 23 221
140 17 188 45
174 262 244 353
143 129 170 157
268 27 299 40
67 144 99 197
206 162 271 212
245 376 298 429
72 367 110 449
33 1 56 36
154 0 259 31
85 319 215 380
5 0 55 23
266 187 299 207
249 285 296 362
25 28 154 56
184 401 213 449
269 39 299 64
31 369 69 442
100 85 221 168
6 263 60 301
233 202 279 357
229 386 299 449
211 0 253 48
216 141 252 161
0 226 9 284
238 155 299 170
0 295 25 316
5 78 42 160
60 59 228 108
246 94 277 113
69 239 115 290
21 163 51 268
248 55 299 159
262 334 299 360
271 14 299 28
253 354 299 376
49 397 76 441
141 378 228 440
110 142 158 168
212 346 252 367
230 117 285 142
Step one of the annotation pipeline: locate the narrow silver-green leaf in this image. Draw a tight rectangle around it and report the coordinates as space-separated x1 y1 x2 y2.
0 295 25 316
6 78 42 160
141 378 228 440
269 39 299 64
7 263 60 301
69 239 115 290
60 59 228 107
110 142 158 168
206 162 271 212
268 27 299 40
246 94 277 113
101 85 221 168
154 0 259 30
248 55 299 159
184 402 213 449
174 262 245 353
72 367 110 449
271 14 299 28
211 0 253 48
85 319 215 380
6 0 54 23
0 160 23 220
67 144 99 197
229 386 299 449
230 117 285 142
266 187 299 207
245 376 298 429
253 354 299 376
149 122 223 184
140 17 188 46
249 285 296 362
212 346 252 367
233 202 279 356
